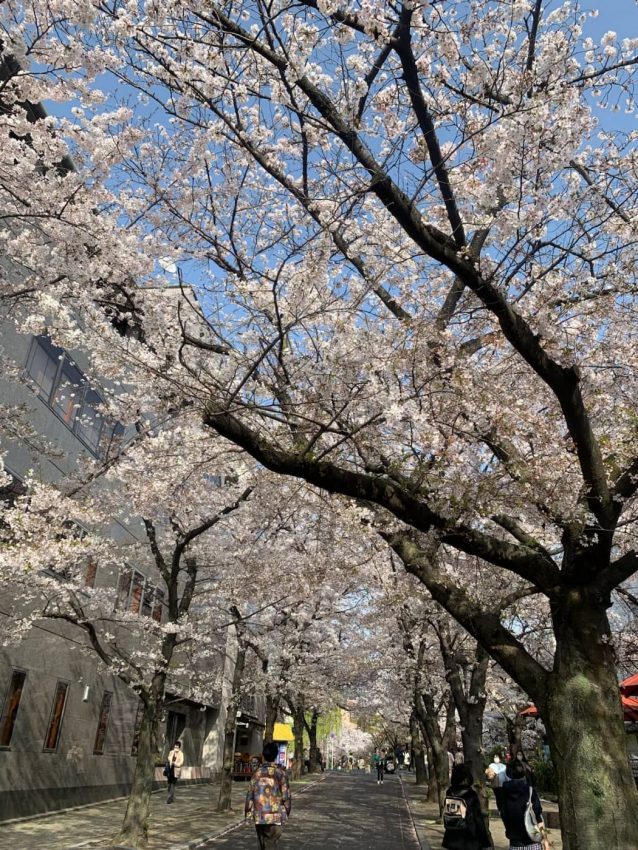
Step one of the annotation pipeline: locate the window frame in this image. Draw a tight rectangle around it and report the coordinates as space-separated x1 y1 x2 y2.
43 680 69 753
117 568 164 621
93 691 113 756
0 668 27 749
24 336 122 460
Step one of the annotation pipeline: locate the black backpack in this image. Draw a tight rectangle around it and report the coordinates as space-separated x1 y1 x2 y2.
443 791 471 832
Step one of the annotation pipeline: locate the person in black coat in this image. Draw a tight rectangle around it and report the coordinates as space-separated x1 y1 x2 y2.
442 764 492 850
500 761 549 850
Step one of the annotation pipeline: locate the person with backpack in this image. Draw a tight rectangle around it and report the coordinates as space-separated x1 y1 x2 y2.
245 742 291 849
500 761 550 850
442 764 492 850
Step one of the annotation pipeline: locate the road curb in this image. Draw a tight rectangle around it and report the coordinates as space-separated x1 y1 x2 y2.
398 772 432 850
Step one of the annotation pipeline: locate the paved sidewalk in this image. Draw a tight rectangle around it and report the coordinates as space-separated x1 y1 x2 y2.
0 775 324 850
400 774 563 850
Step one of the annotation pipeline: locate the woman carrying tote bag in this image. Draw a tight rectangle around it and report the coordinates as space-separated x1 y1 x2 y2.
500 761 550 850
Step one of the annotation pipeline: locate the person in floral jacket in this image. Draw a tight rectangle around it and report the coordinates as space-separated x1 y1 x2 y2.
245 742 292 849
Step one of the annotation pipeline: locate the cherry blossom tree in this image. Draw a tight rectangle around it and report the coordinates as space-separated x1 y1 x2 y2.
5 1 638 844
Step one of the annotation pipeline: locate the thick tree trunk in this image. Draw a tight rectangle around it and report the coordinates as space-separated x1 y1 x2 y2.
263 693 279 744
417 700 449 816
424 735 439 802
462 702 491 841
111 678 164 848
217 643 247 812
410 712 427 786
291 702 305 779
306 708 320 773
541 593 638 850
442 694 457 756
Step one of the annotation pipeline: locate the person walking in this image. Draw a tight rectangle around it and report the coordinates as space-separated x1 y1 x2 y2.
166 740 184 804
442 764 492 850
500 761 550 850
486 753 507 813
245 742 292 849
373 748 385 785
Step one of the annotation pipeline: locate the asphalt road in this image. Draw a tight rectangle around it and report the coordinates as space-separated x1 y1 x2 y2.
204 771 421 850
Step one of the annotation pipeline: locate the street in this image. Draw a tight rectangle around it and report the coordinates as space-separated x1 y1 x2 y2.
205 772 420 850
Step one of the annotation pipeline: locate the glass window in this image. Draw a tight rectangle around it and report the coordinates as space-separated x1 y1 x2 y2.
130 571 145 615
84 559 98 588
141 583 155 618
25 336 62 402
0 670 27 748
43 681 68 752
75 388 104 453
116 569 132 609
93 691 112 755
131 700 144 756
24 336 123 459
100 421 125 458
52 357 85 426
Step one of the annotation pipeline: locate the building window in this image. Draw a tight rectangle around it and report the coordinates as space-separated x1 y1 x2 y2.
52 356 84 426
24 336 122 459
25 334 60 401
117 568 163 621
130 570 144 615
131 700 144 756
43 681 69 752
0 669 27 748
84 559 98 588
93 691 112 755
117 569 133 609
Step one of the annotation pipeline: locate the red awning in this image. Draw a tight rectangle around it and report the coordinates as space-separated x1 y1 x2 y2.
521 690 638 723
621 673 638 697
623 696 638 722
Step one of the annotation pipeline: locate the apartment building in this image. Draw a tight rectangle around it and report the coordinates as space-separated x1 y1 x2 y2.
0 318 237 819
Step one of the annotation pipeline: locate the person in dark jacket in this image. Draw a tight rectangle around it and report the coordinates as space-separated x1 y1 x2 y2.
442 764 492 850
500 761 549 850
514 750 536 787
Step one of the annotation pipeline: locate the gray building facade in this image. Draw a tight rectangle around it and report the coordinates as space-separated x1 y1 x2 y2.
0 319 235 819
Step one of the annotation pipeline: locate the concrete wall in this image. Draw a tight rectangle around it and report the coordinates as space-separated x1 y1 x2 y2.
0 322 228 818
0 631 139 819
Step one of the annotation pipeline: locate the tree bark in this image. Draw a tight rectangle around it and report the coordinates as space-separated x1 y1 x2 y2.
111 676 164 848
305 708 320 773
410 711 427 786
217 640 247 812
540 592 638 850
291 700 305 779
416 694 450 817
439 631 490 816
264 693 279 744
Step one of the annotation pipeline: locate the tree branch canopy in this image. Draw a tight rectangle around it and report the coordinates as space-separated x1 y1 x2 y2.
204 402 560 592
